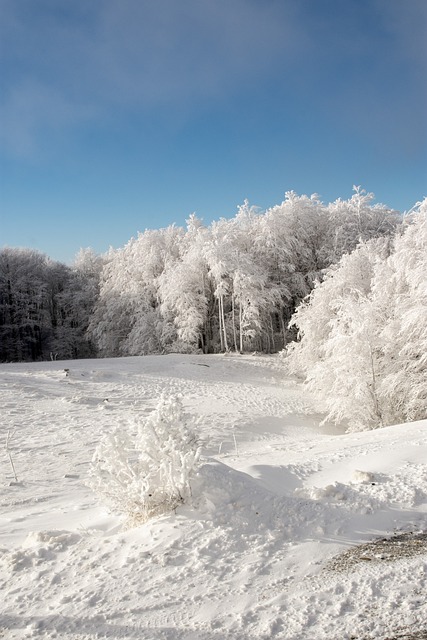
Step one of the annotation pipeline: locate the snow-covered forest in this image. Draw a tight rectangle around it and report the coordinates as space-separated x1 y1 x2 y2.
1 187 426 429
88 188 403 357
1 188 406 360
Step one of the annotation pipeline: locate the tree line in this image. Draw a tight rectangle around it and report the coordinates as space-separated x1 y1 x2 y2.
0 187 404 362
88 187 401 357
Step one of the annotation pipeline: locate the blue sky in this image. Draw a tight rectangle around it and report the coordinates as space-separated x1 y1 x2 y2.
1 0 426 264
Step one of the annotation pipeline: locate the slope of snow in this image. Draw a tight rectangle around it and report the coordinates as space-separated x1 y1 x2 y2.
0 353 426 639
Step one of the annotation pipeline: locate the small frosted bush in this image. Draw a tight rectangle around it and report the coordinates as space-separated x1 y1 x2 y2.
88 395 202 525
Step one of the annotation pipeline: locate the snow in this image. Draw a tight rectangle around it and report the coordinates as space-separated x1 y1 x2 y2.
0 353 426 639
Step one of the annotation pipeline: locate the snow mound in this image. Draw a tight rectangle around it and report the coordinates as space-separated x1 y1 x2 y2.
192 460 346 544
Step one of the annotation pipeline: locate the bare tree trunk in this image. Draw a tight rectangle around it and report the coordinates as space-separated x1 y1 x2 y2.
269 315 275 353
220 295 229 351
231 296 238 353
279 310 287 349
239 302 243 353
369 342 384 427
218 297 224 352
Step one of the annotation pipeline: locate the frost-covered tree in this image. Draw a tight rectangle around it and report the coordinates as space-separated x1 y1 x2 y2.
226 202 281 352
255 192 330 347
157 216 212 352
124 226 184 355
201 216 235 352
286 198 426 430
286 239 389 430
88 246 137 356
89 226 184 356
326 186 401 264
373 199 427 424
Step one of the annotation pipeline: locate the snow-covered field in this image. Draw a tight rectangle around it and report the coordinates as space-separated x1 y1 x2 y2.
0 353 426 639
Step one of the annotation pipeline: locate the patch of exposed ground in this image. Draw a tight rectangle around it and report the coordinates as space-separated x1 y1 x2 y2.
327 531 427 572
376 631 427 640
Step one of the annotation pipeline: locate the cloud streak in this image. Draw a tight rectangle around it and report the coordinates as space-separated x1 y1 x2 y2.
0 0 304 156
0 0 425 158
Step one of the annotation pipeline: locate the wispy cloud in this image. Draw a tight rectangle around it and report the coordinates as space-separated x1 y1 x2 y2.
91 0 304 103
1 0 425 159
0 0 304 156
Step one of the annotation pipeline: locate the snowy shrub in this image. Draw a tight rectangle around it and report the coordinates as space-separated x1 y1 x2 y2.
88 395 202 525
